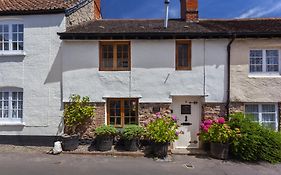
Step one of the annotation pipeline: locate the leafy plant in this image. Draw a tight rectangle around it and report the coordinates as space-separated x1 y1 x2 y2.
64 94 95 135
95 125 118 137
229 113 281 163
145 113 179 143
199 117 239 144
122 125 145 140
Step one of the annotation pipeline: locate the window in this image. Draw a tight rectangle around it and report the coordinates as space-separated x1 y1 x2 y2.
0 23 24 52
99 41 131 71
0 88 23 123
245 104 278 131
249 49 279 74
176 40 192 70
107 98 138 127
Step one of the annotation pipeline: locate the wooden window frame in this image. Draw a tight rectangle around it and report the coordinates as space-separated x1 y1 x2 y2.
107 98 139 128
99 41 131 71
176 40 192 70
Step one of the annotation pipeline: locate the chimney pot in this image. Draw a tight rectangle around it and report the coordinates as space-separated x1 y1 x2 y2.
181 0 199 21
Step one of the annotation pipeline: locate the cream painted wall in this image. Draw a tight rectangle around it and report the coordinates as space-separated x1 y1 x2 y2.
62 39 229 103
230 39 281 102
0 14 65 135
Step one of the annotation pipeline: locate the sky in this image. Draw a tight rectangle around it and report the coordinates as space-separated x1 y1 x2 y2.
101 0 281 19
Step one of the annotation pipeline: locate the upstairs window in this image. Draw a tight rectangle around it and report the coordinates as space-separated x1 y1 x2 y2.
176 40 192 70
0 88 23 123
245 104 278 131
0 23 24 52
249 49 279 74
99 41 131 71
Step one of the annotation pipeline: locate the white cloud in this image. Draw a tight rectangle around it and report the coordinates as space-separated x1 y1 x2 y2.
238 2 281 18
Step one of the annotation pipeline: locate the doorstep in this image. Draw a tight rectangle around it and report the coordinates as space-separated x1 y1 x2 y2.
171 148 208 156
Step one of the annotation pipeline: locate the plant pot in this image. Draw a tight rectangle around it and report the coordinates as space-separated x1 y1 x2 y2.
95 136 113 151
61 134 80 151
152 142 169 159
210 142 229 160
124 138 139 151
202 141 211 152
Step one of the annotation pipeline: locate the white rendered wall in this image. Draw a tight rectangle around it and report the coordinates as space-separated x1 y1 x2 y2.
0 14 65 136
62 39 228 103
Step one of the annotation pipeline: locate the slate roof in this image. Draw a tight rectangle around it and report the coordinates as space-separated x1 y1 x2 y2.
59 18 281 39
0 0 79 15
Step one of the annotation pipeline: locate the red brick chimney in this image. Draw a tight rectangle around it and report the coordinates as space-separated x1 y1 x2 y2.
93 0 102 20
181 0 199 21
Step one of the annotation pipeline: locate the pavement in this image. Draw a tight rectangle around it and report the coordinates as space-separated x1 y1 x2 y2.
0 152 280 175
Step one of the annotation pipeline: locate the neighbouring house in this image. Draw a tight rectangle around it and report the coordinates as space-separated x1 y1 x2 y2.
0 0 280 148
0 0 101 145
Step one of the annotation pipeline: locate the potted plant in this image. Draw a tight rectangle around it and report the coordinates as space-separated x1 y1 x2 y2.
198 118 213 151
202 117 238 160
121 125 144 151
145 113 179 158
94 125 118 151
62 94 95 151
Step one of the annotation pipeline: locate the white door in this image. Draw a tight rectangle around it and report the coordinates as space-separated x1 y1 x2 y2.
172 96 201 149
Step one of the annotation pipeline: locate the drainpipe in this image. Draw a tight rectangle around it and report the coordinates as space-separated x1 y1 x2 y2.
226 37 235 119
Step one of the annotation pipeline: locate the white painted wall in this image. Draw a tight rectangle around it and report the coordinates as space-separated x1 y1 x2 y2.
0 14 65 135
62 39 228 103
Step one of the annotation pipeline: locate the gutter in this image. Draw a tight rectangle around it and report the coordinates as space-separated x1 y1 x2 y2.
226 37 235 118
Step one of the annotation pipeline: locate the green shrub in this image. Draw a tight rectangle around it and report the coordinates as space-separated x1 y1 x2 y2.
95 125 118 137
64 94 95 135
229 113 281 163
145 113 179 143
122 125 144 140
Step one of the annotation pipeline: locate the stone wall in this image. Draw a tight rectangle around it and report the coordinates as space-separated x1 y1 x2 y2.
138 103 171 126
64 102 105 139
66 0 101 27
202 103 226 119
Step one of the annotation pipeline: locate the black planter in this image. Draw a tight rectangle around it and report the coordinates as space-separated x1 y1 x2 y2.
124 138 138 151
61 134 79 151
210 142 229 160
202 141 211 152
152 142 169 159
95 136 113 151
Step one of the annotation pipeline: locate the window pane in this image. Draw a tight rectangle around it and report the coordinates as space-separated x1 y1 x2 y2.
101 45 113 68
12 24 18 32
0 25 2 32
4 25 8 32
266 50 279 72
262 123 276 130
262 104 275 112
178 44 189 67
18 24 23 32
12 42 17 50
18 42 23 50
262 114 275 122
117 44 129 68
245 104 258 113
4 43 9 50
249 50 263 72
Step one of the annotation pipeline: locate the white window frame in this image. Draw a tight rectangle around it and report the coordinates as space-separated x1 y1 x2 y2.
0 87 23 124
245 103 279 131
0 21 24 56
249 49 281 76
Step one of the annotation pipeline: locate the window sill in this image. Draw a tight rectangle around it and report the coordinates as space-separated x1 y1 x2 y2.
0 122 25 126
0 51 26 57
248 74 281 78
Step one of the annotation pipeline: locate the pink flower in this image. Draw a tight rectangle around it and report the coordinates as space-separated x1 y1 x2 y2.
143 121 148 127
204 119 213 126
200 123 205 129
156 112 161 118
175 131 180 136
172 115 177 121
203 126 209 132
218 117 225 124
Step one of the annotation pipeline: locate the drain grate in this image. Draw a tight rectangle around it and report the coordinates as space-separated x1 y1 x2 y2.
184 162 194 169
